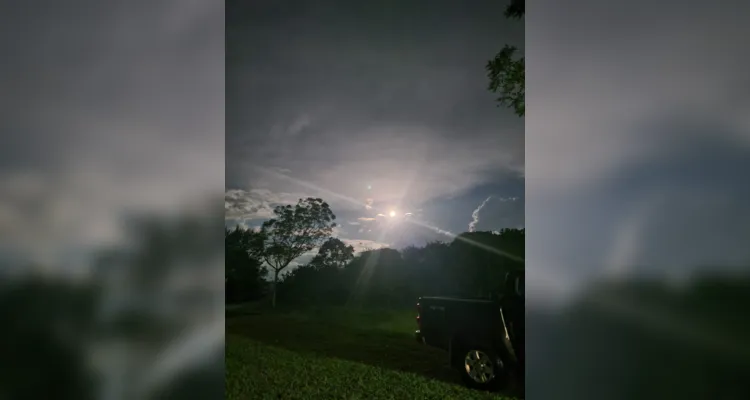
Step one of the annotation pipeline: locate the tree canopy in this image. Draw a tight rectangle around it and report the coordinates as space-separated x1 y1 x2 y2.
310 237 355 270
273 228 526 308
255 197 337 307
224 195 526 309
487 0 525 117
225 226 266 303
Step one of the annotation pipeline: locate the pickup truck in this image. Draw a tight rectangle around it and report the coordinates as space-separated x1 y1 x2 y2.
415 270 524 391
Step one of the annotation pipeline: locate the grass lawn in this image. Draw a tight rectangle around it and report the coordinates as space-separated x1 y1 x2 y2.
226 303 519 399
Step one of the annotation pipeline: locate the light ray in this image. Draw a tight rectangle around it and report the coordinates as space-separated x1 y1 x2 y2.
405 217 525 264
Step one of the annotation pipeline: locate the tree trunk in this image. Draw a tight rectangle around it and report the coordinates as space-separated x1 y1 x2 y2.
271 269 279 308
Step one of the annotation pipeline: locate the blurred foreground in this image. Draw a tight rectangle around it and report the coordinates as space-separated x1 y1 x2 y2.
0 203 225 400
0 0 224 398
527 271 750 400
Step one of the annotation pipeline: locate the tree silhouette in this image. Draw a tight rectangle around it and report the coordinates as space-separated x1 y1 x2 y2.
487 0 525 117
504 0 524 19
225 226 266 303
256 197 337 307
227 196 526 308
310 237 355 269
268 228 525 308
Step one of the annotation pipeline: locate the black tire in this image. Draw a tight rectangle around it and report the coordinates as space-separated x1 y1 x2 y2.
455 345 508 391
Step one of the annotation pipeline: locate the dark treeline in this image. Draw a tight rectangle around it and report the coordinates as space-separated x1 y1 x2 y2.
1 210 224 399
225 227 266 304
281 230 524 308
225 198 525 308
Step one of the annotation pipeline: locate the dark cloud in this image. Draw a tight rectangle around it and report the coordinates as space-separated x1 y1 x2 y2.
227 0 525 248
225 189 311 222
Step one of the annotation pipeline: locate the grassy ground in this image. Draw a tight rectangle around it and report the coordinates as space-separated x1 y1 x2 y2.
226 302 518 399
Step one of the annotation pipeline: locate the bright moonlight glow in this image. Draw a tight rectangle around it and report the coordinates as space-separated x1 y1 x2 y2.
389 210 396 217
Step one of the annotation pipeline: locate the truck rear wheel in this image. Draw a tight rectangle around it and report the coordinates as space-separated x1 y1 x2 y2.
457 346 508 391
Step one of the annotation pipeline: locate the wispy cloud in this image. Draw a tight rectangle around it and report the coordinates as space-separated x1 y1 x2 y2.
468 196 492 232
340 238 390 253
225 189 308 221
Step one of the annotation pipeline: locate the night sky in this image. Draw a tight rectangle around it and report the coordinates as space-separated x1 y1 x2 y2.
226 1 525 261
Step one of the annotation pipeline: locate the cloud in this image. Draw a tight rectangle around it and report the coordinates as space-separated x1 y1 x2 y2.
226 1 524 214
226 1 526 254
1 4 225 399
0 1 224 269
224 189 308 222
331 225 348 238
528 1 750 198
284 114 312 137
468 196 492 232
340 238 390 254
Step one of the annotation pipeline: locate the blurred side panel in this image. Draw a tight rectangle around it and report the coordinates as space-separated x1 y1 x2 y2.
0 1 225 399
526 0 750 399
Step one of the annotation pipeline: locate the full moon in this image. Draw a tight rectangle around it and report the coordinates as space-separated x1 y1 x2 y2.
389 210 396 217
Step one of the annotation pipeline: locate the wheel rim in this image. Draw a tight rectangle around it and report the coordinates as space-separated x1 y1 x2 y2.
464 350 496 383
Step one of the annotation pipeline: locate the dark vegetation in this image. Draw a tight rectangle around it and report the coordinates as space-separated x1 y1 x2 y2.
487 0 525 117
1 211 224 400
225 196 525 398
225 202 525 309
227 196 750 399
0 194 744 399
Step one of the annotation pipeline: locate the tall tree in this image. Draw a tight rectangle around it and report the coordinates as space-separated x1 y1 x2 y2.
486 0 525 117
225 226 266 303
310 237 355 269
256 197 337 307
